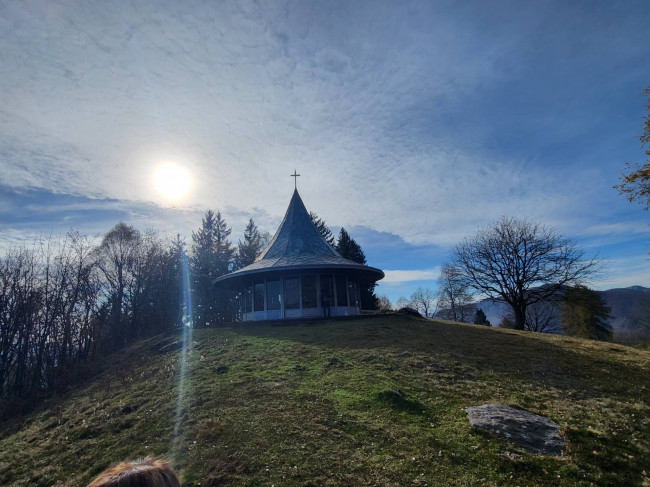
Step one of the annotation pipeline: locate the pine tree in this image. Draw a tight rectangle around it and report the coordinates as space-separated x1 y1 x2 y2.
562 285 613 341
213 211 235 276
473 308 491 326
309 211 335 246
191 211 235 326
336 228 366 264
163 234 186 328
336 228 376 309
236 218 263 269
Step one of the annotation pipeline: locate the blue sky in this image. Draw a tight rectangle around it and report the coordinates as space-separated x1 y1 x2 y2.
1 0 649 304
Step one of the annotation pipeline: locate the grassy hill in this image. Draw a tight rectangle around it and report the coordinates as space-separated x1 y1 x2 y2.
0 315 648 486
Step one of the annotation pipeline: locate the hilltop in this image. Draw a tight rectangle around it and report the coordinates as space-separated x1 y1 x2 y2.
0 315 648 486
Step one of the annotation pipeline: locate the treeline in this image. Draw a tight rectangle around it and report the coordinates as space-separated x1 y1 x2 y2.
378 217 636 342
0 211 242 407
0 226 185 407
0 209 374 408
386 282 617 341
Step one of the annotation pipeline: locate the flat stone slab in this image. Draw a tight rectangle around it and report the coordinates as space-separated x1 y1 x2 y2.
466 404 565 456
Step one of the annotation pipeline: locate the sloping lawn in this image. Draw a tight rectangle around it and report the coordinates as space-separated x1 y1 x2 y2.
1 315 648 486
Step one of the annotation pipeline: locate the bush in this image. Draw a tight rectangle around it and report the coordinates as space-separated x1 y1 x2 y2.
398 307 422 317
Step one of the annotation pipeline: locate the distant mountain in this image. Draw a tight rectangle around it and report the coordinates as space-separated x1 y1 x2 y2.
599 286 650 330
473 286 650 333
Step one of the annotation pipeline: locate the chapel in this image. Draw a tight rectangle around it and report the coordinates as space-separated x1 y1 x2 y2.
214 184 384 321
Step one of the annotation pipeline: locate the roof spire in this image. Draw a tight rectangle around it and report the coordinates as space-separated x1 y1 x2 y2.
290 169 300 190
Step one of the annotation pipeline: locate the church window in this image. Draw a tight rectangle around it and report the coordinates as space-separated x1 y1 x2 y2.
320 275 334 305
302 275 317 308
266 280 281 310
244 284 253 313
284 277 300 309
348 280 357 307
254 282 265 311
336 275 348 306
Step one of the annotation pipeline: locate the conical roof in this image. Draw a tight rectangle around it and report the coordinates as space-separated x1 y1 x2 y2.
258 189 341 260
214 189 384 287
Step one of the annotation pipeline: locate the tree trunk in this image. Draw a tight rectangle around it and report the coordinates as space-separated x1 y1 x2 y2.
513 305 526 330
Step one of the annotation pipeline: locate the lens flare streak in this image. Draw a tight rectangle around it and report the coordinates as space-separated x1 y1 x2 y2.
172 251 193 461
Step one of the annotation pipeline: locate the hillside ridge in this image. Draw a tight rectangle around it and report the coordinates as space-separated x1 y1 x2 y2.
0 315 648 486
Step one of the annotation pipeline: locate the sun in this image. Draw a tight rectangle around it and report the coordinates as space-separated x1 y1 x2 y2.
153 163 192 201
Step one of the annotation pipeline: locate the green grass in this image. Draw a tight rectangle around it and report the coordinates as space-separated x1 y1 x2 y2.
1 315 649 486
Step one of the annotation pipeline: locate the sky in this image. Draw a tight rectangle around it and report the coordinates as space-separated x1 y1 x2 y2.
1 0 649 304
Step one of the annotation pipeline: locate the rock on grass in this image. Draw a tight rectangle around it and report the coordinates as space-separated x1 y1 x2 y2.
466 403 565 456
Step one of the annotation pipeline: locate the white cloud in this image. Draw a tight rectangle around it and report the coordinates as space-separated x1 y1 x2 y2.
382 267 440 284
0 0 647 260
584 222 648 236
595 255 650 290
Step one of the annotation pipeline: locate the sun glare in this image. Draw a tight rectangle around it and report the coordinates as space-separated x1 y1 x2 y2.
153 163 192 201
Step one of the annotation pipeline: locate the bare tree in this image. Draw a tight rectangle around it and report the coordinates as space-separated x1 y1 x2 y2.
499 312 516 329
410 288 436 317
525 301 562 333
0 246 39 397
452 217 599 330
614 88 650 210
35 232 97 390
395 296 411 310
0 232 100 399
375 295 393 312
93 223 143 349
0 227 188 405
435 263 475 322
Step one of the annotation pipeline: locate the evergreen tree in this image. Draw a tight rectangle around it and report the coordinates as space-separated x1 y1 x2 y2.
163 234 186 329
336 228 366 264
212 211 235 277
336 228 376 309
259 230 271 250
309 211 335 246
236 219 264 269
473 308 491 326
562 285 613 341
191 211 235 326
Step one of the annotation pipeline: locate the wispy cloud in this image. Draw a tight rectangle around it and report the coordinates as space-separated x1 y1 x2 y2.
1 0 649 295
595 255 650 290
382 267 441 285
0 185 277 252
584 222 648 236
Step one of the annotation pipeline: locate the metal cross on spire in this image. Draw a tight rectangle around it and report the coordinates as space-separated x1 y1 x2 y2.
291 169 300 189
